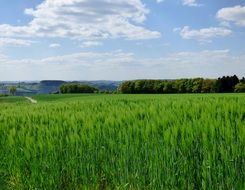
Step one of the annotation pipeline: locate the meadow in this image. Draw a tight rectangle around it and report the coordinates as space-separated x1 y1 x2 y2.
0 94 244 189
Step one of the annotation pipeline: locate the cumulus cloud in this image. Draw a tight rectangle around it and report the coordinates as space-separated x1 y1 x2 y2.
80 41 103 48
217 5 245 26
0 0 161 40
156 0 165 3
0 38 35 47
0 53 7 61
1 49 244 80
49 43 61 48
179 26 232 43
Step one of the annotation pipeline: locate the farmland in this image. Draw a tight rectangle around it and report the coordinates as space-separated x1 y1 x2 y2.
0 94 245 189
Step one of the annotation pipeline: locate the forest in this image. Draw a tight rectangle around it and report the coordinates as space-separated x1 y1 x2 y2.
118 75 245 94
60 84 98 93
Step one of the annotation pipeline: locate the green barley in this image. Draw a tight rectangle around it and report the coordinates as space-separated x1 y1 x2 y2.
0 94 244 189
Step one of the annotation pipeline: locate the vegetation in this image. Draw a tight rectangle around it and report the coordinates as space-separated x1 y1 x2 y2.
0 94 244 189
235 82 245 92
0 96 25 103
60 84 98 94
118 75 242 94
9 86 17 96
0 81 121 96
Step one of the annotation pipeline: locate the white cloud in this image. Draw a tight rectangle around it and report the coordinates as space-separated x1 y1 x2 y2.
0 38 35 47
156 0 164 3
0 53 7 61
80 41 103 48
173 27 181 32
0 49 244 80
182 0 202 7
217 5 245 26
0 0 160 40
179 26 232 43
219 21 231 28
49 43 61 48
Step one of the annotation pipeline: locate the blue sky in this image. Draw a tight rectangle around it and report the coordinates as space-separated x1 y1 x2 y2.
0 0 244 80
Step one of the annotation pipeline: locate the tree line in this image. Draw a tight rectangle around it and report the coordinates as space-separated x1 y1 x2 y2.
118 75 245 94
60 84 98 93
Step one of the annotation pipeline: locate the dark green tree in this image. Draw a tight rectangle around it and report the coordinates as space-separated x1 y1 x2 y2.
192 78 203 93
60 84 98 94
201 79 216 93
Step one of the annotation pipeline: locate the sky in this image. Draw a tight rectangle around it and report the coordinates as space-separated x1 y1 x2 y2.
0 0 245 81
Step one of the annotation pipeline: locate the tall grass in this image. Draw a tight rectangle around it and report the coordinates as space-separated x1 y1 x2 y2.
0 94 244 189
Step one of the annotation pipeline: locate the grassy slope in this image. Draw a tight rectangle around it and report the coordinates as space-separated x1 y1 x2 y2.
32 94 101 102
0 96 27 103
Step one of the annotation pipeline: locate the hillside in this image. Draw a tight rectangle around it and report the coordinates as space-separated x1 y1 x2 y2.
0 80 122 96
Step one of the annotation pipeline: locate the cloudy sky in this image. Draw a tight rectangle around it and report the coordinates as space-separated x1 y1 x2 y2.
0 0 245 81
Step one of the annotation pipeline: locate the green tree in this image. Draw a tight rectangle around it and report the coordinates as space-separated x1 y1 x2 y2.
176 79 187 93
134 81 145 93
60 84 98 94
241 77 245 83
153 81 164 93
192 78 203 93
234 83 245 93
9 86 17 96
163 81 174 93
201 79 216 93
118 81 135 94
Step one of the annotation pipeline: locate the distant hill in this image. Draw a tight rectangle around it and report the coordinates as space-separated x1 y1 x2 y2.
39 80 66 94
0 80 122 96
69 81 121 91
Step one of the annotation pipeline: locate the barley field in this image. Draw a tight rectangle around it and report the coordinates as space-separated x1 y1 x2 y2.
0 94 244 189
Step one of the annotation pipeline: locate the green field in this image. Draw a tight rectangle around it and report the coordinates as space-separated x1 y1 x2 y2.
0 94 245 189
